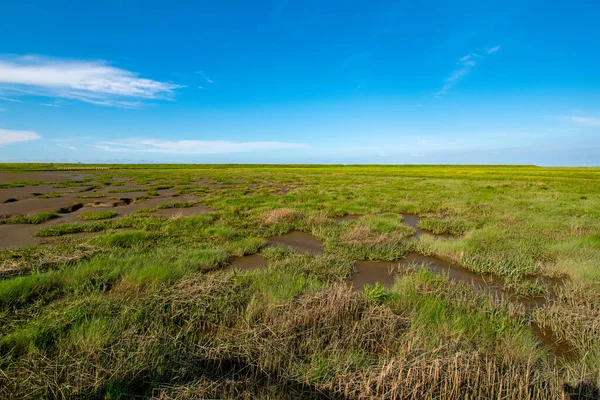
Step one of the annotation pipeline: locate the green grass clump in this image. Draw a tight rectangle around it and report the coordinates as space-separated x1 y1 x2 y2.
35 192 62 198
156 200 197 209
0 180 42 189
3 212 59 224
93 231 159 248
78 211 118 221
77 193 106 199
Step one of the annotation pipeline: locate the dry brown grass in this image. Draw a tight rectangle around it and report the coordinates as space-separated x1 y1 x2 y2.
260 208 300 225
0 243 101 278
341 225 394 247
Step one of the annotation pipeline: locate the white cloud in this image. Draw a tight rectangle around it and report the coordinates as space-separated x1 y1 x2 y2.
0 128 41 146
554 115 600 126
40 103 60 108
0 96 23 103
57 144 77 150
0 55 182 108
434 45 500 96
51 136 94 142
94 138 309 154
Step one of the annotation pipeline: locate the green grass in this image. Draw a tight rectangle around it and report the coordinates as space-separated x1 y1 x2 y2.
35 192 62 198
156 200 197 209
1 211 58 224
78 210 118 221
0 164 599 398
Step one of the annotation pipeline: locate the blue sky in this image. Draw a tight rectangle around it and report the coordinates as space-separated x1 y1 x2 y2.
0 0 599 165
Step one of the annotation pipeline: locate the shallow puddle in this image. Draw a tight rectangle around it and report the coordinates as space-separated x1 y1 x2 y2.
403 253 505 295
267 231 323 255
401 214 422 237
226 254 268 272
352 260 399 290
351 252 551 309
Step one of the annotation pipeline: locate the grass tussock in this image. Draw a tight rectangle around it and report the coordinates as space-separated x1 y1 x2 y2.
157 201 197 209
260 208 300 225
0 212 58 225
78 210 118 221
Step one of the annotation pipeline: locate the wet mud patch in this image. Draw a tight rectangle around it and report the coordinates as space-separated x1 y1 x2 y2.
226 254 268 273
266 231 323 255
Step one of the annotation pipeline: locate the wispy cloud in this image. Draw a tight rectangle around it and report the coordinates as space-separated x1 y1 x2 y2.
40 103 60 108
0 128 41 146
51 136 94 142
93 138 309 154
0 108 6 112
0 96 23 103
57 144 77 151
553 115 600 127
195 70 214 86
0 55 182 108
434 46 500 96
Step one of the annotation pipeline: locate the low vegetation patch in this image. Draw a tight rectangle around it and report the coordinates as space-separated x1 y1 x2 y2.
35 192 62 198
1 164 599 398
0 212 58 225
77 193 106 199
78 211 118 221
260 208 300 224
156 200 196 209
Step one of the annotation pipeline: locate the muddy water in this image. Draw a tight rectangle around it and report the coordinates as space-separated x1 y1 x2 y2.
267 231 323 255
403 253 505 294
531 324 575 360
226 254 268 272
352 261 399 290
